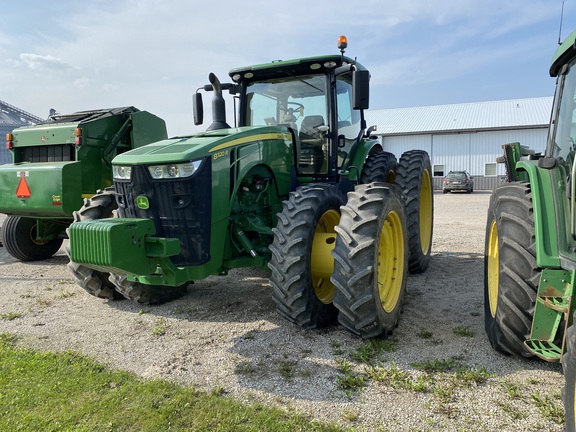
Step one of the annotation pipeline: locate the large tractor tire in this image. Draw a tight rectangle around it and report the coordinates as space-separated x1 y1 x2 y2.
2 216 64 261
563 314 576 432
395 150 433 274
66 189 123 300
484 182 538 357
331 183 408 338
268 183 343 328
360 151 397 184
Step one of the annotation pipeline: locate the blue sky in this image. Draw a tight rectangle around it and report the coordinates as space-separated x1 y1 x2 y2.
1 0 575 136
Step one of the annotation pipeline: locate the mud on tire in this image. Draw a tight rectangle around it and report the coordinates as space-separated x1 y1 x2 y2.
484 182 538 357
395 150 433 274
331 183 408 338
268 183 343 328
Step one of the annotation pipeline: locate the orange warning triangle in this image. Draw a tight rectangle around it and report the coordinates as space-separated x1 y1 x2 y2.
16 177 31 198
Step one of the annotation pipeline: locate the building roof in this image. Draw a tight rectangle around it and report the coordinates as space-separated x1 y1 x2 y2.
365 96 553 136
0 99 44 128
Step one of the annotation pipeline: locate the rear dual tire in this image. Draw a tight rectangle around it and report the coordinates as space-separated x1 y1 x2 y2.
332 183 408 338
395 150 433 274
268 184 343 328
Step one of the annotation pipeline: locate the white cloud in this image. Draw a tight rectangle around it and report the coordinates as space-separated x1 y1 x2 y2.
18 53 75 71
0 0 572 135
73 77 91 89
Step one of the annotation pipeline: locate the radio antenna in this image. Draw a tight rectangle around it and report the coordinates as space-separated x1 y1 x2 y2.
558 0 565 45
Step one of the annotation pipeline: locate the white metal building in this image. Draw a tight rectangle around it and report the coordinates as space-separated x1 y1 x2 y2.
365 97 553 189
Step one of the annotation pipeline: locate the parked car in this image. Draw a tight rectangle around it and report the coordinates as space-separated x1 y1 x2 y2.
443 171 473 193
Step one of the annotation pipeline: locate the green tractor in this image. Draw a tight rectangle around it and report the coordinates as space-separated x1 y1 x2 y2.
67 37 434 338
484 29 576 430
0 107 167 261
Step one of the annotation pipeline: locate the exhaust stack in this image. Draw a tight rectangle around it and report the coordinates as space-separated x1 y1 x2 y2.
206 73 231 131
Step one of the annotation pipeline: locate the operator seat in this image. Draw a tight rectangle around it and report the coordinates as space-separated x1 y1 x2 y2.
299 115 325 142
299 115 325 174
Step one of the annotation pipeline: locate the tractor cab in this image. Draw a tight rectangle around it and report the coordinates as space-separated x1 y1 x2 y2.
194 36 372 182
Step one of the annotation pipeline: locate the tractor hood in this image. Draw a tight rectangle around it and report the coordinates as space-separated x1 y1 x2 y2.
112 125 291 165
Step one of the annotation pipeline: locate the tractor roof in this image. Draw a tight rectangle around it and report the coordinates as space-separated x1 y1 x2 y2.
229 55 366 81
550 29 576 77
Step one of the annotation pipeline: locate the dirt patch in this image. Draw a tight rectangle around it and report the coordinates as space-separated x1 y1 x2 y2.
0 191 564 431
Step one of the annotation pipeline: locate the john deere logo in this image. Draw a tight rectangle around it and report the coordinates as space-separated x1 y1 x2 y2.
136 196 150 210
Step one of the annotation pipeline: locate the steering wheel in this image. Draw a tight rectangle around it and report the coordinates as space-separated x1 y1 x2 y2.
280 102 304 120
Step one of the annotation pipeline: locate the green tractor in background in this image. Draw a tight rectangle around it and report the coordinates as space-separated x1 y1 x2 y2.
0 107 167 261
67 37 434 338
484 29 576 430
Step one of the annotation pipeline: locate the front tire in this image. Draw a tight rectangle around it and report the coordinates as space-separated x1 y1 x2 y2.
66 189 122 300
268 184 343 328
563 314 576 432
109 274 189 305
332 183 408 338
484 183 538 357
2 216 64 261
395 150 433 274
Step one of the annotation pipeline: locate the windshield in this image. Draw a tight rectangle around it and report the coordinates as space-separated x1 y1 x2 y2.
245 75 329 174
549 58 576 165
447 172 466 180
245 75 327 130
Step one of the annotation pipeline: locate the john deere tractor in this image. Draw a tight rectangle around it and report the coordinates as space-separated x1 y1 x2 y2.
67 37 434 338
484 29 576 429
0 107 167 261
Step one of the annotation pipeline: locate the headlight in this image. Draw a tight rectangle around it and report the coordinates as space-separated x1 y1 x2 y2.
112 165 132 180
147 160 203 179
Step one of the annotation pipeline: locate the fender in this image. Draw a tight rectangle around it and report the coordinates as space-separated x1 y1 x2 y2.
344 137 382 182
515 160 562 268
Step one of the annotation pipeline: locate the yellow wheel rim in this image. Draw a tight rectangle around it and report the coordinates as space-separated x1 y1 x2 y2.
573 382 576 429
377 210 405 312
487 219 499 318
310 209 340 304
419 169 433 255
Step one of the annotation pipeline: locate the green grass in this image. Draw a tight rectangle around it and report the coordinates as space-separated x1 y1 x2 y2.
0 333 346 432
452 326 475 337
348 339 397 365
0 311 24 321
530 391 565 424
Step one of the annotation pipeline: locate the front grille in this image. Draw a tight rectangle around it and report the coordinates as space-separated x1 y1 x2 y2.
21 144 75 162
114 158 212 267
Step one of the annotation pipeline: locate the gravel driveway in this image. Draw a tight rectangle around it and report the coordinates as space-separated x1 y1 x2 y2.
0 191 565 431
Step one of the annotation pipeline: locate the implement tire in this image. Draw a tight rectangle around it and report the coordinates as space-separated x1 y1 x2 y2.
66 188 123 300
361 151 397 184
395 150 433 274
484 182 538 357
268 184 343 328
2 216 64 261
563 314 576 432
332 183 408 338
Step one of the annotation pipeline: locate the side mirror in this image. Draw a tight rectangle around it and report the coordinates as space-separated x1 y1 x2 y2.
193 92 203 126
352 69 370 110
